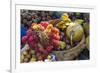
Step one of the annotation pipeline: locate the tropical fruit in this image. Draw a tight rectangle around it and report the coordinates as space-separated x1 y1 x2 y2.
86 36 89 50
66 22 84 42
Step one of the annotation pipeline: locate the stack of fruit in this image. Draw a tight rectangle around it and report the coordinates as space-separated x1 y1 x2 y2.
21 11 90 62
21 21 61 62
21 48 36 63
21 10 62 29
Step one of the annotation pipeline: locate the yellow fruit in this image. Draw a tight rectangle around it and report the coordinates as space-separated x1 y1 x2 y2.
57 13 71 29
46 24 53 29
44 24 53 34
83 22 89 36
47 55 52 59
66 22 84 42
23 50 28 56
26 54 31 59
31 24 40 30
57 21 66 29
86 36 89 50
30 50 35 55
20 54 24 63
30 57 36 62
24 58 29 62
61 13 71 22
21 54 24 60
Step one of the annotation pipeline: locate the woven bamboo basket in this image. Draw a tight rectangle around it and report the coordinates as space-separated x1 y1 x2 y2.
49 19 86 60
52 35 85 61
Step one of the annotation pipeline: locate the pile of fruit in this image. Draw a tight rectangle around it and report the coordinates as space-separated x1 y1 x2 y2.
21 10 89 63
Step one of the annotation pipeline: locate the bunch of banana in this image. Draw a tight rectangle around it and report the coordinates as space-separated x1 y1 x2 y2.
57 13 71 29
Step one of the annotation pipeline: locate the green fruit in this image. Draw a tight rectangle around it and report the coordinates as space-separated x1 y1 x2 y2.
30 57 36 62
47 55 52 59
61 13 69 21
66 22 84 42
21 54 24 60
83 22 89 36
30 50 35 55
57 21 66 29
60 41 66 50
24 58 29 62
32 55 36 58
86 36 89 50
23 50 28 56
20 54 24 63
26 54 31 59
76 12 81 16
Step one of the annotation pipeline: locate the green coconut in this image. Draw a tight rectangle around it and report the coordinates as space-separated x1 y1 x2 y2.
66 22 84 42
83 22 89 36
